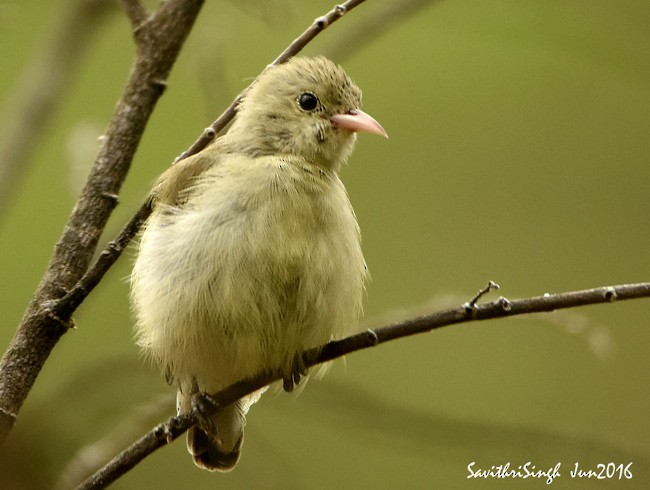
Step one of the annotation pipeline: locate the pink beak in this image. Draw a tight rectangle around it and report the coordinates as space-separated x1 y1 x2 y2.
330 109 388 138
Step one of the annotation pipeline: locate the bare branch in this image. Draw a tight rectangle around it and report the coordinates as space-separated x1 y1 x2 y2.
117 0 147 29
54 200 152 319
77 282 650 489
0 0 205 442
467 280 500 308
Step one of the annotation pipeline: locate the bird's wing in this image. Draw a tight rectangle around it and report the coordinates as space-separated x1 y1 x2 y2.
149 150 219 208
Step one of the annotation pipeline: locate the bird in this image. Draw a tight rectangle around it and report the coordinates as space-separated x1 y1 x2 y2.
130 56 387 471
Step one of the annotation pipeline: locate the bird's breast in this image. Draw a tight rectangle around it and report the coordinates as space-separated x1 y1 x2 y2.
132 156 366 390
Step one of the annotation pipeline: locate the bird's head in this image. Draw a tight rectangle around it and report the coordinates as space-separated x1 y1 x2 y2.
229 57 386 171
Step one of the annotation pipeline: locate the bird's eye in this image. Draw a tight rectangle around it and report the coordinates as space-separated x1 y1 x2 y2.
298 92 319 111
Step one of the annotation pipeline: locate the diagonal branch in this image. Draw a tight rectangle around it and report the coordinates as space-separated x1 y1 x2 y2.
117 0 147 28
0 0 205 442
76 282 650 490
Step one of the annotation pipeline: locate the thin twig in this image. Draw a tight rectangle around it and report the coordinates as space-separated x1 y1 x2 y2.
466 280 500 308
54 201 152 318
77 282 650 490
117 0 147 28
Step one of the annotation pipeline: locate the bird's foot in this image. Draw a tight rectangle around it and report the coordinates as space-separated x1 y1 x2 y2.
190 392 221 433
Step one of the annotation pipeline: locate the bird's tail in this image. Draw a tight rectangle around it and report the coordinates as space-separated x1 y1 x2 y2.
188 403 245 471
177 388 265 471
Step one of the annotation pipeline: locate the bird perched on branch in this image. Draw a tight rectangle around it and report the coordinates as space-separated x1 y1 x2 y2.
130 56 387 471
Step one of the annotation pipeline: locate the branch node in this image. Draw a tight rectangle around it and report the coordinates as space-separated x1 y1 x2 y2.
119 0 148 38
150 78 168 95
604 287 618 302
334 4 347 16
468 280 500 308
365 328 379 345
103 240 121 257
496 296 513 312
315 16 328 29
43 304 76 331
462 302 478 319
101 192 119 206
76 283 89 297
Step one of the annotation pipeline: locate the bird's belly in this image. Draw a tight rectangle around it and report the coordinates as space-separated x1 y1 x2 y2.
132 189 364 393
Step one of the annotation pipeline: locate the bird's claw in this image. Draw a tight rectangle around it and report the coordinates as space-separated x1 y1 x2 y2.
190 392 221 433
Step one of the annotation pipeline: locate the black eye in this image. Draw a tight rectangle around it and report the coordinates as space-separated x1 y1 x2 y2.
298 92 318 111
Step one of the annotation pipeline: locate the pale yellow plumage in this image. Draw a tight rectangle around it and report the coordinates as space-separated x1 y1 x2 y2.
130 57 385 471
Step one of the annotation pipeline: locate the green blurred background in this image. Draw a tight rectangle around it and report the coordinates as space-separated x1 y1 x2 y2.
1 0 649 488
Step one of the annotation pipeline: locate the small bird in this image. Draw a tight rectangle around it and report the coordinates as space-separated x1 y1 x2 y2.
130 56 386 471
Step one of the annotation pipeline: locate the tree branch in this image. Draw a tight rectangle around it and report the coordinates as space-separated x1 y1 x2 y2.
0 0 205 442
76 282 650 490
117 0 147 29
54 201 152 319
